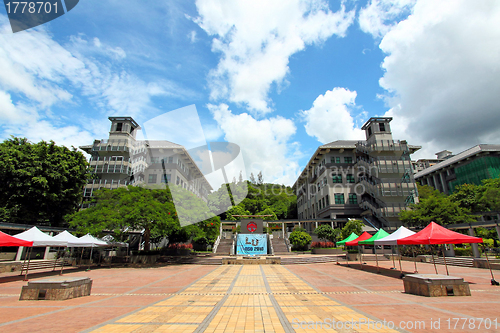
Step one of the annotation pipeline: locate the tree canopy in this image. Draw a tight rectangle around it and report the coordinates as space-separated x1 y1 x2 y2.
314 224 340 243
341 220 364 240
0 137 89 227
400 184 475 227
67 185 220 250
207 181 296 221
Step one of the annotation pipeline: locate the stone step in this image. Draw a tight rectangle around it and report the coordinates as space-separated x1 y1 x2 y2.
432 257 474 267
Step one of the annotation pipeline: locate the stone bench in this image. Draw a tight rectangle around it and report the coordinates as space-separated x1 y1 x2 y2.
20 277 92 300
403 274 470 297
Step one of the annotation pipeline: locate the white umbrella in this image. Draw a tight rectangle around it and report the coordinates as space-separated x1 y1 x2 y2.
53 231 95 247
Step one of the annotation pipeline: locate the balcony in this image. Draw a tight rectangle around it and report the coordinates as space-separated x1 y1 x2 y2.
356 140 409 154
357 179 417 197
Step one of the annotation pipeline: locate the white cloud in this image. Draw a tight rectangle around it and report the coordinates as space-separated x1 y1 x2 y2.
208 103 300 185
301 87 365 143
358 0 416 38
0 14 197 151
195 0 355 114
378 0 500 157
187 30 197 43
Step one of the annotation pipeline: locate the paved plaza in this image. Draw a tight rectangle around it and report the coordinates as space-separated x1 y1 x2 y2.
0 259 499 333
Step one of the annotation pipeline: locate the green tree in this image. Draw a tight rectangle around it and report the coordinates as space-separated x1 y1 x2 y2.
314 224 336 242
449 183 485 212
0 137 89 227
289 230 311 250
400 194 475 227
341 220 364 240
68 184 220 250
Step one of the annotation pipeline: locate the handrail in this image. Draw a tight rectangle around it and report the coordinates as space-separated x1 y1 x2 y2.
212 235 221 253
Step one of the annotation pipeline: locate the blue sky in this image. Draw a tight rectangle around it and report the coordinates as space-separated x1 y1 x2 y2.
1 0 500 185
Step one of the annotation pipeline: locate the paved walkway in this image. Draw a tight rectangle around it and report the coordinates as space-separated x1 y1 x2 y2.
0 259 499 332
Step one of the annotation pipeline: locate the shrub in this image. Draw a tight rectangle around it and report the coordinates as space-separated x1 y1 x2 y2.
454 247 472 257
289 230 312 251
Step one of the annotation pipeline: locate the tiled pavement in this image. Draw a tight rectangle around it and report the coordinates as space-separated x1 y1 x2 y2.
0 259 499 332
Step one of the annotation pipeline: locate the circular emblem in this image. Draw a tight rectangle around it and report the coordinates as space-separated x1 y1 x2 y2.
247 221 257 233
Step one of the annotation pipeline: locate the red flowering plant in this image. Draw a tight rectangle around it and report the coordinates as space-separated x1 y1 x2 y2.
310 242 335 249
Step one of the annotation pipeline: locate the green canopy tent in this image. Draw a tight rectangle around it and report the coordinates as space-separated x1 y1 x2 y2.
337 232 359 266
337 232 359 245
359 229 390 273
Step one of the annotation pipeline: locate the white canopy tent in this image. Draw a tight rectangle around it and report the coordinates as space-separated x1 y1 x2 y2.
14 227 68 280
78 234 109 247
53 231 95 247
373 226 416 275
15 227 68 247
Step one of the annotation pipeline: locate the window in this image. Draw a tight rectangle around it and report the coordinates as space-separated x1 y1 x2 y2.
151 157 159 163
344 157 353 164
116 122 123 132
331 157 341 163
161 174 171 183
349 194 358 204
322 197 325 208
346 174 355 183
148 174 157 184
176 176 180 185
168 156 173 163
379 123 385 132
368 127 372 136
326 195 329 205
332 175 342 183
334 194 345 204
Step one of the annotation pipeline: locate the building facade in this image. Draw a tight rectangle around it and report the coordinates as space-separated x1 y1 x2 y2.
294 117 421 230
415 144 500 195
79 117 212 207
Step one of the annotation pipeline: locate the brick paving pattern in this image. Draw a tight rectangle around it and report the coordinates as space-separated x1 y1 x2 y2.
0 258 498 332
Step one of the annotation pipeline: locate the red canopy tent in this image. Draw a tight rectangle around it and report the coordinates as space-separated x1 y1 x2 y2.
346 232 373 246
398 222 483 245
0 231 33 247
346 232 373 268
398 222 485 277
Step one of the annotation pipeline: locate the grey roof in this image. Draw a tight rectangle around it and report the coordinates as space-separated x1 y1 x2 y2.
320 140 358 149
415 144 500 178
141 140 182 149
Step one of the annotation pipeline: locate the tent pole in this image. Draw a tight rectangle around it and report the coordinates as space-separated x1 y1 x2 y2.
375 245 380 273
412 246 418 273
59 248 65 275
52 247 59 271
391 245 396 269
442 245 449 276
79 248 84 266
431 245 438 274
346 246 349 267
358 245 363 269
88 246 94 271
398 246 403 273
481 244 498 285
20 247 29 276
24 247 33 281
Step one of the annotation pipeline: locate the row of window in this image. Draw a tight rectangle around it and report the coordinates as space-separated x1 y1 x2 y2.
334 193 358 205
330 156 353 164
332 174 355 183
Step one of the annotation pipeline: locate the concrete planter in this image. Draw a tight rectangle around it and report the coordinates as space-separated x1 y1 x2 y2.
130 255 160 264
346 253 361 261
311 248 345 254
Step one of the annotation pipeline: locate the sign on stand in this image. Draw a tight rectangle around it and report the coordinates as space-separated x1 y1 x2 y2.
236 234 267 255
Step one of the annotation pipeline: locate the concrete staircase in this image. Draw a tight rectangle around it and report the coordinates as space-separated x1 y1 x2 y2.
432 257 474 267
215 238 233 255
271 237 289 254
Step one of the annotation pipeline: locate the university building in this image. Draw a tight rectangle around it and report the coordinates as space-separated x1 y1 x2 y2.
79 117 212 207
415 144 500 195
294 117 421 230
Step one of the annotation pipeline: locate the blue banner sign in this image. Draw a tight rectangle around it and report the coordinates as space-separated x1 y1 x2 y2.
236 234 267 256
